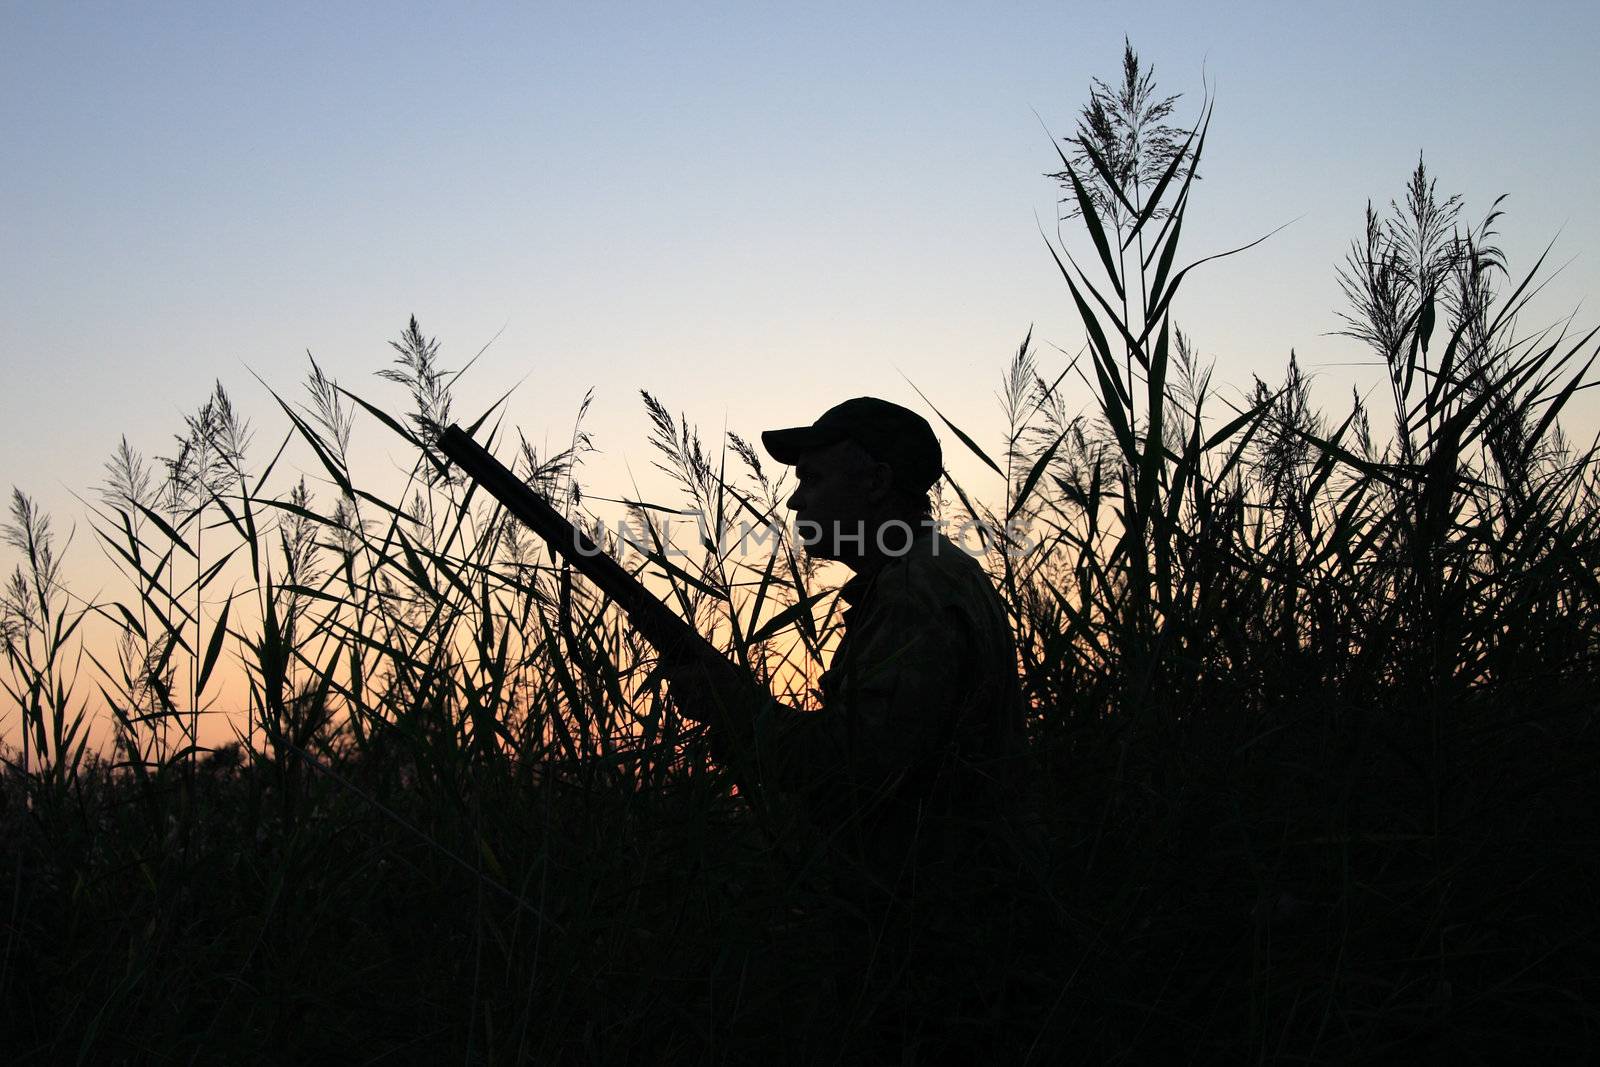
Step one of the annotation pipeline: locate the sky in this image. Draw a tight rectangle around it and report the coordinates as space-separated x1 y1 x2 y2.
3 0 1599 605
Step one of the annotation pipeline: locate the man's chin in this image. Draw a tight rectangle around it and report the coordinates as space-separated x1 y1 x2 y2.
794 516 831 559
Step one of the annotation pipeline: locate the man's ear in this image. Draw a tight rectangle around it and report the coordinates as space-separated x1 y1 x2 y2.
866 460 895 501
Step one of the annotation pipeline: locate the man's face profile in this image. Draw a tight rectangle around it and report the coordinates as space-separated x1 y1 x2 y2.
784 440 892 561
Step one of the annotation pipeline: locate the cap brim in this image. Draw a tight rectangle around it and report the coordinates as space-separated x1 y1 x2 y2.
761 426 843 465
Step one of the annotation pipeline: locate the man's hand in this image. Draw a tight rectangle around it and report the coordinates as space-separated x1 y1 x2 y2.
662 647 763 738
661 652 720 724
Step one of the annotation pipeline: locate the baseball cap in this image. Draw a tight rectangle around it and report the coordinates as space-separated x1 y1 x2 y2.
761 397 943 493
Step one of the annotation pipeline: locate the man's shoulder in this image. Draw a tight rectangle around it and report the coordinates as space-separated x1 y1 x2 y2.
873 531 1003 617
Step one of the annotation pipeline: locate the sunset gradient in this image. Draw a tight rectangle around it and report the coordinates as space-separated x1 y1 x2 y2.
4 1 1599 744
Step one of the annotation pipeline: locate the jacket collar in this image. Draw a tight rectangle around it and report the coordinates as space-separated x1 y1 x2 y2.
837 523 937 606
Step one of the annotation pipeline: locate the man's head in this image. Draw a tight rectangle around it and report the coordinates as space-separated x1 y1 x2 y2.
761 397 942 563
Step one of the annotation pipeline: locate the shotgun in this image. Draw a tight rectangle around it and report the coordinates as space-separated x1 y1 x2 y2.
434 424 766 792
434 423 726 672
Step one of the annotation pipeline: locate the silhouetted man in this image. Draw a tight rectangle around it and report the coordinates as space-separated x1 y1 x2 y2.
668 397 1046 1058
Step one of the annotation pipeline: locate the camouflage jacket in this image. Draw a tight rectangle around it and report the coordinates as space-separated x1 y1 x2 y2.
742 529 1038 886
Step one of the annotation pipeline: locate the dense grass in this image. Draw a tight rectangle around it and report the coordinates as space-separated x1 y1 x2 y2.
5 52 1599 1062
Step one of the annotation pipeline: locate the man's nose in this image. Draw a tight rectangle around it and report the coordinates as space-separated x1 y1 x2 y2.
786 486 805 511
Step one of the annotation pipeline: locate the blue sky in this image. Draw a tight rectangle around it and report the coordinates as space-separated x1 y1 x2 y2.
4 1 1599 547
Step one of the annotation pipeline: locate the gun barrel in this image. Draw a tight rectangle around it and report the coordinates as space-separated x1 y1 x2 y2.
435 424 714 661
